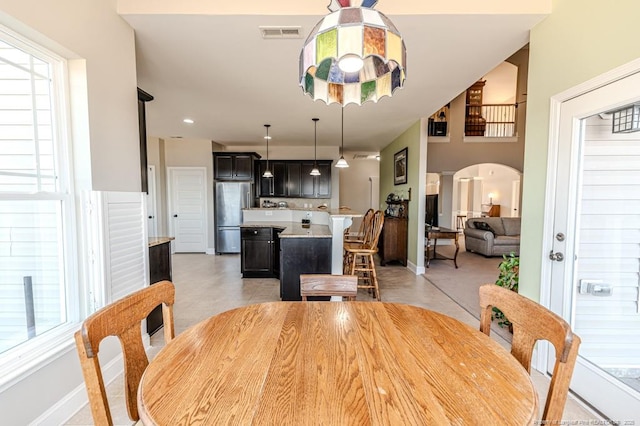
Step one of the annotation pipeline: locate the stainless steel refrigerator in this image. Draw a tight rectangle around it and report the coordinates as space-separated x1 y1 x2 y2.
214 181 252 254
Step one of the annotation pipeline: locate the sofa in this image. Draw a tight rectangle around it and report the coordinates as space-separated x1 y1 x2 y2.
464 217 521 257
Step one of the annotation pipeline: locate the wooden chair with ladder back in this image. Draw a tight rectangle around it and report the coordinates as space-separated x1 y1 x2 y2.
300 274 358 301
74 280 176 425
343 208 375 274
478 283 581 423
344 208 374 244
344 210 384 300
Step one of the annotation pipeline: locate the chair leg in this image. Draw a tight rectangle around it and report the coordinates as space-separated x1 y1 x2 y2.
368 254 380 301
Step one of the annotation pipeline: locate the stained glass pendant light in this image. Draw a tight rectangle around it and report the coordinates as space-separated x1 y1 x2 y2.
335 108 349 168
299 0 406 106
263 124 273 178
310 118 321 176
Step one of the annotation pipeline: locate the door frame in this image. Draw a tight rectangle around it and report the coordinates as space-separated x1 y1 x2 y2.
166 166 208 254
540 58 640 369
147 165 158 238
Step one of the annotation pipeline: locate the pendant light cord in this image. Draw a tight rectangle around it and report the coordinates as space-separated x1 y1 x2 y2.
313 118 319 167
341 108 344 156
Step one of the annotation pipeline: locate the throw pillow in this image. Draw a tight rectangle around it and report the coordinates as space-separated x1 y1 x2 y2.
475 221 496 235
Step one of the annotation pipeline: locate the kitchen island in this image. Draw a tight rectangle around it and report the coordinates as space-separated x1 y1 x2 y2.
241 221 331 300
243 207 362 274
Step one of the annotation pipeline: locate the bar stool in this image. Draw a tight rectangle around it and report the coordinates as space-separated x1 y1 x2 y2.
456 215 466 232
344 210 384 300
343 208 374 273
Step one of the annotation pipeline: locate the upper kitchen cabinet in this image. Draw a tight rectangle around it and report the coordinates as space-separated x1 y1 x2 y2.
258 161 287 197
301 161 331 198
256 160 330 198
213 153 260 181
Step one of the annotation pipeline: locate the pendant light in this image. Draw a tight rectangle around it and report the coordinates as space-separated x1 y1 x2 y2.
335 108 349 168
310 118 321 176
262 124 273 178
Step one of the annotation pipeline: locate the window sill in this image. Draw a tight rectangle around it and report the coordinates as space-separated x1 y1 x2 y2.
0 322 80 393
427 135 450 143
463 136 518 143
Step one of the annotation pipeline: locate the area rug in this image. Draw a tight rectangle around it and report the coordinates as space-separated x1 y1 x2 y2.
423 246 513 342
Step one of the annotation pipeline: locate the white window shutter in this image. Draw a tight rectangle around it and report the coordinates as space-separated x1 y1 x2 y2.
86 191 148 308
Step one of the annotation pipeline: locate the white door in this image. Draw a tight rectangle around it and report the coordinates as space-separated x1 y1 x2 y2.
146 165 158 238
168 167 207 253
546 66 640 421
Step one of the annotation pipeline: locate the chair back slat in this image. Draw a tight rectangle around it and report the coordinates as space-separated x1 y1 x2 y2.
75 280 176 425
478 283 581 423
345 208 374 243
300 274 358 301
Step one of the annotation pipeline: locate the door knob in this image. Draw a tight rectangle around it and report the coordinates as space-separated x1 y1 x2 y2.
549 250 564 262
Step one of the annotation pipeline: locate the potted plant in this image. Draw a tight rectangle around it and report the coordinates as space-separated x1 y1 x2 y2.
493 253 519 330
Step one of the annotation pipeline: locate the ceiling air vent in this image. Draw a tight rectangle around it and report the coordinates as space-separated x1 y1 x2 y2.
259 26 302 39
352 154 379 160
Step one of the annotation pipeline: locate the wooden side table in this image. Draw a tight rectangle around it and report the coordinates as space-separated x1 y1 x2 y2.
425 226 459 268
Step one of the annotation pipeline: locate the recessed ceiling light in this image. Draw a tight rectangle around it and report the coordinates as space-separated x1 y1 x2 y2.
183 118 194 124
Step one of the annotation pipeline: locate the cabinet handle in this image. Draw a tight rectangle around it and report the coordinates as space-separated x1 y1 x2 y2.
173 214 178 218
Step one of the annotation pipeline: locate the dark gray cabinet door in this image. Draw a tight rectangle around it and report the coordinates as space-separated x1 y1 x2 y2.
286 162 302 197
279 237 331 300
214 153 257 181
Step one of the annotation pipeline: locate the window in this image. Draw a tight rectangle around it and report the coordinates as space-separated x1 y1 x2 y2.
0 27 77 359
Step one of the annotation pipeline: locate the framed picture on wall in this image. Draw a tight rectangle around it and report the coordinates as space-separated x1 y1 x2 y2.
394 147 408 185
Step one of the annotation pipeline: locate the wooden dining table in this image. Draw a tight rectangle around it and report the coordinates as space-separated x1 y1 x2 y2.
137 302 538 425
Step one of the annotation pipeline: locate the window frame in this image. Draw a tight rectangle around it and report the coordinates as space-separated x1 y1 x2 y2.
0 24 81 390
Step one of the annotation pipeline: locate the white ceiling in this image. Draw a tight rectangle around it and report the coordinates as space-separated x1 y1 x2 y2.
121 7 547 152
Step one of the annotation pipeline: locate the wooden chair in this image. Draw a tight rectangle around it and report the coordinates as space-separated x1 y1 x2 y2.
478 284 581 423
343 208 375 274
344 210 384 300
344 208 374 244
74 281 176 425
300 274 358 301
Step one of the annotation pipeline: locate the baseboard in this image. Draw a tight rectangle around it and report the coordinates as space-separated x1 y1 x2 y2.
33 335 151 425
31 353 124 426
407 260 425 275
206 248 216 255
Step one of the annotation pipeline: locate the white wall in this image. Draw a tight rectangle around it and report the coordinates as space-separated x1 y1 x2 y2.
0 1 140 424
337 156 380 230
0 0 140 192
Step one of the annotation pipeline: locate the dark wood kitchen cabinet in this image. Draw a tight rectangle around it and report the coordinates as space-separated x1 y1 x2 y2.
279 237 331 301
147 239 172 335
214 153 259 181
256 160 331 198
257 161 287 197
300 161 331 198
241 227 283 278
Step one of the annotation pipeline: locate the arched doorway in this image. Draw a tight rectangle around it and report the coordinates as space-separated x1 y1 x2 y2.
452 163 521 226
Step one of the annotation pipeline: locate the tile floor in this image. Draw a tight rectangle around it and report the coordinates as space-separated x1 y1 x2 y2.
66 253 601 425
